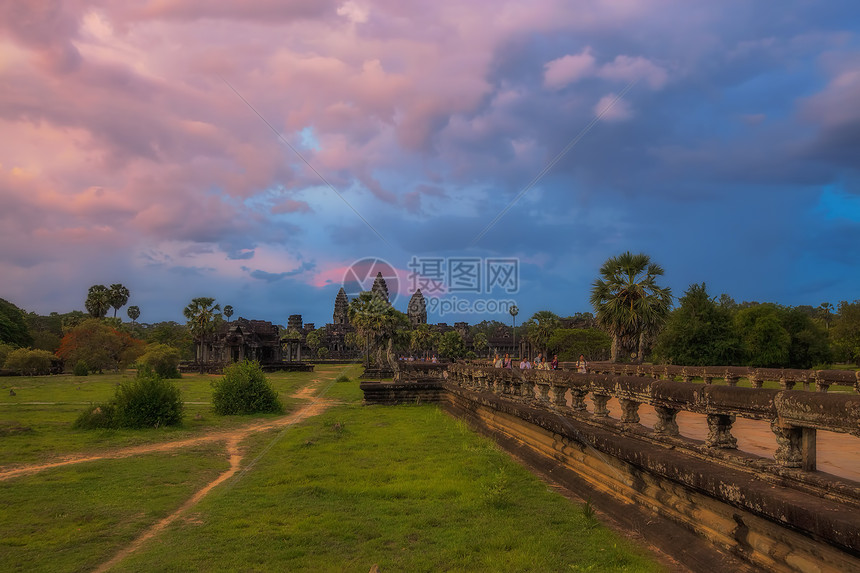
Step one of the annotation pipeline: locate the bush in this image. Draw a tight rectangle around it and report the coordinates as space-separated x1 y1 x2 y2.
212 360 282 415
113 370 184 428
4 348 54 375
73 360 89 376
335 374 351 383
0 342 15 369
73 403 116 429
138 343 182 379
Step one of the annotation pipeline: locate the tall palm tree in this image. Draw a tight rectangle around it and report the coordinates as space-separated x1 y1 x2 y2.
108 284 130 318
85 285 111 318
223 305 234 322
525 310 560 358
127 305 141 326
183 297 221 372
590 251 673 363
348 291 407 369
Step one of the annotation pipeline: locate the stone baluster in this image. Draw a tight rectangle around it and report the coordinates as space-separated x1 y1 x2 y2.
682 368 692 384
749 371 763 389
771 420 802 468
618 399 640 424
856 371 860 395
779 375 795 391
569 387 588 411
552 385 567 408
653 406 680 436
724 374 739 387
702 375 713 385
705 414 738 449
813 372 829 393
537 382 551 403
591 393 610 417
510 380 522 399
520 377 535 401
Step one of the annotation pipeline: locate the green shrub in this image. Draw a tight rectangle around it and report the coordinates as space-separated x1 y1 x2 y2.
113 370 184 428
335 374 351 383
73 403 116 429
0 342 15 369
73 360 89 376
138 343 182 379
465 351 477 359
4 348 54 375
212 360 282 415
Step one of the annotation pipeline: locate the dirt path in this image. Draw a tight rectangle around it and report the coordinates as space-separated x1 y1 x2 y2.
0 383 335 572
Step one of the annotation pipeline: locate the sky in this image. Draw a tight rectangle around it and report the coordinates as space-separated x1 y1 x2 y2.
1 0 860 328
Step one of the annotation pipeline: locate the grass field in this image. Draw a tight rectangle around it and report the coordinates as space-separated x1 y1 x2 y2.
0 365 663 572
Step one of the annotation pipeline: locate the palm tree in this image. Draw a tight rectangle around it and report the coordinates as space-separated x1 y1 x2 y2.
183 297 222 373
348 291 407 369
525 310 560 358
85 285 111 318
127 305 141 326
223 305 234 322
108 284 130 318
819 302 833 330
590 251 673 363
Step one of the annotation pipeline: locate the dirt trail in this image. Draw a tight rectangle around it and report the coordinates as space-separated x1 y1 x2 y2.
1 383 335 572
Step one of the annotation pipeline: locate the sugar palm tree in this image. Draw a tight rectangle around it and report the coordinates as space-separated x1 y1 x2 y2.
525 310 560 358
223 305 234 322
108 284 130 318
85 285 111 318
590 251 673 362
348 291 407 369
126 305 141 326
183 297 221 372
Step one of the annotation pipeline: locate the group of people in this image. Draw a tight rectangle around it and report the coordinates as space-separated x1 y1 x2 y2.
491 353 589 373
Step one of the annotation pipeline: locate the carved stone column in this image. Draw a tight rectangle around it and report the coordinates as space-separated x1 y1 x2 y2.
520 378 535 401
813 372 830 393
724 375 739 387
779 376 796 391
702 376 713 385
569 388 588 411
771 420 802 468
552 386 567 408
618 399 640 424
749 372 763 389
706 414 738 449
592 393 610 417
654 406 679 436
537 383 551 403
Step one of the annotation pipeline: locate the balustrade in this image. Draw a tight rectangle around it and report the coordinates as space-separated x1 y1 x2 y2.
446 362 860 475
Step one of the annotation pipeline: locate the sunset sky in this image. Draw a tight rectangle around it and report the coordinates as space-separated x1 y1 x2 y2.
2 1 859 327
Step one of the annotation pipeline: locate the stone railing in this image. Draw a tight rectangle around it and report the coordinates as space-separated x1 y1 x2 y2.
448 363 860 473
556 362 860 393
393 361 448 383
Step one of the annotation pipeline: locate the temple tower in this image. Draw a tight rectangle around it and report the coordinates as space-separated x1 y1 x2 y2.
371 271 390 305
333 288 349 325
408 289 427 326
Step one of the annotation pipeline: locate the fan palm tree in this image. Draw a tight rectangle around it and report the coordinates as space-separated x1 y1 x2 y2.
85 285 111 318
223 305 234 322
126 305 141 326
348 291 407 368
183 297 221 372
590 251 673 362
108 284 130 318
525 310 560 358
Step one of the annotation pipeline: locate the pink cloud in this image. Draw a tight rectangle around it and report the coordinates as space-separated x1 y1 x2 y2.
544 48 596 89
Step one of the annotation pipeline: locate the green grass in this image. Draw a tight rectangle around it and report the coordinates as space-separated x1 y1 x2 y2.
1 363 662 572
0 365 360 466
0 445 228 572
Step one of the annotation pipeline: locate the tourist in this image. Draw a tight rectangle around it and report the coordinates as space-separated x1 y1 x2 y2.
431 355 438 363
577 354 588 374
520 358 531 369
535 353 543 368
493 354 502 368
551 355 559 370
503 353 512 368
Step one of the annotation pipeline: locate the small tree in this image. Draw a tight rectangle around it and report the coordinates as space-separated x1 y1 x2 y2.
85 285 111 319
138 343 182 379
212 360 282 415
56 318 145 372
127 305 141 326
4 348 54 375
438 331 466 360
183 297 222 373
223 305 234 322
